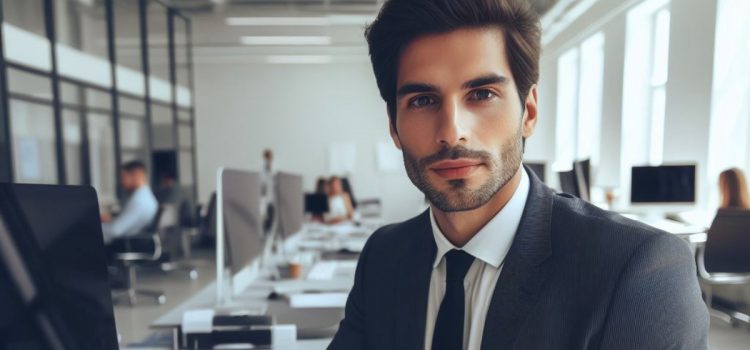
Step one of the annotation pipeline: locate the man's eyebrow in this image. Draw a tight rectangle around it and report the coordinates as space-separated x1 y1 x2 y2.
462 74 508 89
396 83 440 97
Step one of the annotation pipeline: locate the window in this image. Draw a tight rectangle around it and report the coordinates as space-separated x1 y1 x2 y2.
554 32 605 172
621 0 671 197
707 0 750 208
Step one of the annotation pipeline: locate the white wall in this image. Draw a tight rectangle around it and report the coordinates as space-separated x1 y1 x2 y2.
193 61 426 223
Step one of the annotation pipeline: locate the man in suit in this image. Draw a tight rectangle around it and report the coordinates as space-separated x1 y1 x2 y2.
329 0 709 349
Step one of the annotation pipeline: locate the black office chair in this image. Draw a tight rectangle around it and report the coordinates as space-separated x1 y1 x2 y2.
111 204 177 306
696 208 750 325
160 198 203 280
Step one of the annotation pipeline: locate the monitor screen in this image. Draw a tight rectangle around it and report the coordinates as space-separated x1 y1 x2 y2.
574 159 591 192
558 170 581 198
0 184 119 350
524 162 546 183
305 193 329 215
630 165 696 203
275 172 304 238
221 169 263 275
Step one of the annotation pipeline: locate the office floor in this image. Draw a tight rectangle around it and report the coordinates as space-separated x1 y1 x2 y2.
113 249 216 347
114 250 750 349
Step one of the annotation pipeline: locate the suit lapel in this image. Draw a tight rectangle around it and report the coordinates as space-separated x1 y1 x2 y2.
393 210 436 350
481 166 554 349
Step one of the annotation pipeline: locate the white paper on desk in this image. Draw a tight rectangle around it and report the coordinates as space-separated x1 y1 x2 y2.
289 293 348 308
182 309 215 334
328 143 356 174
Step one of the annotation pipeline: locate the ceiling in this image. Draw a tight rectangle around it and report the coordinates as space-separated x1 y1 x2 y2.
167 0 561 16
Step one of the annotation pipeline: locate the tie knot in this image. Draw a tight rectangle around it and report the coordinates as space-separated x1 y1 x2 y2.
444 249 475 282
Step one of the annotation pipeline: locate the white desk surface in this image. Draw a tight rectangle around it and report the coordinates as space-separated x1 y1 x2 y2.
150 223 370 349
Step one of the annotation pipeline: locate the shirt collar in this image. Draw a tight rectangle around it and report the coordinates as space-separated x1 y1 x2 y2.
430 167 530 269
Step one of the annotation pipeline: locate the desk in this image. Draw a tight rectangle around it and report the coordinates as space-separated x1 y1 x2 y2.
150 223 373 349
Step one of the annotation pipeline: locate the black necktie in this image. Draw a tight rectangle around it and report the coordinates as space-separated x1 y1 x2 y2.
432 249 475 350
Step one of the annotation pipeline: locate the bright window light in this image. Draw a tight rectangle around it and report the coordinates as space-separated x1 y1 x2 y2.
555 47 579 169
707 0 750 209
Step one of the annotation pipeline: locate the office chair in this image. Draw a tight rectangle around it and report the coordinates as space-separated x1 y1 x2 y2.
696 208 750 326
160 199 203 280
112 204 177 306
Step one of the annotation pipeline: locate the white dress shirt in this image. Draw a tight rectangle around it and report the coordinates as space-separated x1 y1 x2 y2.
424 168 530 350
102 185 158 243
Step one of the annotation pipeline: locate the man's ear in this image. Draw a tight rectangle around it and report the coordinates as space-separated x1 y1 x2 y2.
522 85 538 139
389 117 402 150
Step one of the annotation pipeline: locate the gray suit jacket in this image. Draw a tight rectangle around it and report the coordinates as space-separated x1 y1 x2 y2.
328 167 709 349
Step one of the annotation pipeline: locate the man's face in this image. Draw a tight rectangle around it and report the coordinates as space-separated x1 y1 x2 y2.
392 28 537 212
120 171 136 192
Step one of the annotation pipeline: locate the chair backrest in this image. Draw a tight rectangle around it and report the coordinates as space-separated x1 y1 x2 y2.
704 208 750 273
156 204 178 232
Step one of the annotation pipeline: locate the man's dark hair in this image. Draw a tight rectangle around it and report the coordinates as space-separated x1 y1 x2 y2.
122 160 147 173
365 0 541 127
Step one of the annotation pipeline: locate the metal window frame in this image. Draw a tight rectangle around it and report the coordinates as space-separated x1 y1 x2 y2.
0 0 198 201
0 2 12 183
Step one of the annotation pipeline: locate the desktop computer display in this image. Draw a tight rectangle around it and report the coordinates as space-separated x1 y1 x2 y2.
305 193 329 216
524 162 546 183
630 165 696 203
219 168 264 276
275 172 304 239
575 159 591 192
216 168 265 302
558 160 591 201
0 184 119 350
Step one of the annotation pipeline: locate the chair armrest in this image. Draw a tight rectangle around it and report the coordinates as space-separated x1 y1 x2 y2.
696 244 711 280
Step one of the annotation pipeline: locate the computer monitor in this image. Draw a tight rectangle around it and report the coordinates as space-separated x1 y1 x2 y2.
305 193 329 216
216 168 264 302
558 166 590 202
630 165 696 204
558 170 580 197
275 172 304 239
574 159 591 193
0 184 119 350
524 162 546 183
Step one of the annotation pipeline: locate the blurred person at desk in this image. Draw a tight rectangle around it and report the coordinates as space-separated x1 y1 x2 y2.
325 176 355 224
155 170 195 227
100 160 158 243
329 0 708 348
719 167 750 209
261 148 276 233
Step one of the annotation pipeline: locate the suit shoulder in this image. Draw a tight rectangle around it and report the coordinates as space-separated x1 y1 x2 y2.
364 210 430 256
552 193 665 240
548 193 691 265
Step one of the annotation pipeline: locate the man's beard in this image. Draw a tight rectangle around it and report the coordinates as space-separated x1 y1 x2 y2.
401 128 523 212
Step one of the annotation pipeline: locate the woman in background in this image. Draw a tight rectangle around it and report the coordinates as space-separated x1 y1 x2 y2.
315 177 328 195
326 176 355 224
718 168 750 209
341 178 358 210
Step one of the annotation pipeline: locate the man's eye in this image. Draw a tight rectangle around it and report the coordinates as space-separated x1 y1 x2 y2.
469 89 496 101
409 95 436 108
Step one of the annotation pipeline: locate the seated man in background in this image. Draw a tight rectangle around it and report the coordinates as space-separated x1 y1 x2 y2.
101 160 158 243
325 176 355 224
155 170 195 228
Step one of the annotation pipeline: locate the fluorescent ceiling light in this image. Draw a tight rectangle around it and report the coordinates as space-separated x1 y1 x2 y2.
265 55 333 64
328 14 376 25
240 36 332 45
227 17 329 26
226 15 375 27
